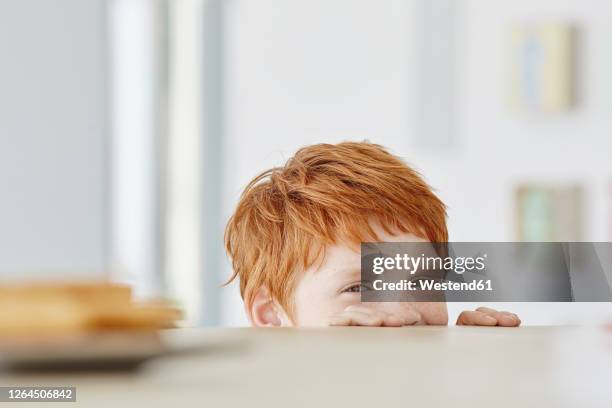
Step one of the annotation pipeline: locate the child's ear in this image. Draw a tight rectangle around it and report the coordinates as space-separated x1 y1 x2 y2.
247 287 287 327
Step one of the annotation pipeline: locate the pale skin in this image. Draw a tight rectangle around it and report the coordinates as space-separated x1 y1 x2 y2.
248 223 521 328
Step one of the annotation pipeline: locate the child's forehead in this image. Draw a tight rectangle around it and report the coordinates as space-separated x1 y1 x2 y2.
302 241 361 280
300 222 428 277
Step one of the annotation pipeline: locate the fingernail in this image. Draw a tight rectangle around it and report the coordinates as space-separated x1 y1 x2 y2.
501 312 518 322
386 316 402 326
403 311 421 325
483 315 497 325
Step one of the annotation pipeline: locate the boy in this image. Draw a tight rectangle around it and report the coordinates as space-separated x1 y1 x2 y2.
225 142 520 327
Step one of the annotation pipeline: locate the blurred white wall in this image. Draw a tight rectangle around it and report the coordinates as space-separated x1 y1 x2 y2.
430 0 612 324
220 0 612 325
0 0 108 279
221 0 421 325
417 0 612 244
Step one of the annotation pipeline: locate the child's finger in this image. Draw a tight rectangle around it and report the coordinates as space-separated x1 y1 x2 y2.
476 307 520 326
344 305 418 326
381 314 404 327
330 307 405 327
497 311 521 326
329 310 384 326
495 312 520 326
398 308 421 326
456 310 497 326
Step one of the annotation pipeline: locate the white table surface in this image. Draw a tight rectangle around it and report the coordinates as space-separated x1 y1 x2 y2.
2 326 611 407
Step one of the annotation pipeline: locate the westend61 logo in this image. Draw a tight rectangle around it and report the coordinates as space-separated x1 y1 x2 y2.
371 253 487 275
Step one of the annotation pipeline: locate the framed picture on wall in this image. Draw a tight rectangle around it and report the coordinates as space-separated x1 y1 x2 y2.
509 23 577 113
515 184 582 241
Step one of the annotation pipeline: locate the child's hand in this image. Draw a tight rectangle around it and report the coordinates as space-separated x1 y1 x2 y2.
329 305 421 327
456 307 521 327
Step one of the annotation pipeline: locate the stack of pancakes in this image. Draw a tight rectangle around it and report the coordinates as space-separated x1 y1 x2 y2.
0 283 182 336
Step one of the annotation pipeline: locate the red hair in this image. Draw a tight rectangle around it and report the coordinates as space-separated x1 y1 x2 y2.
224 142 447 315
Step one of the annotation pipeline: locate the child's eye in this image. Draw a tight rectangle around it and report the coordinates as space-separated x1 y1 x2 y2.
342 282 372 293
